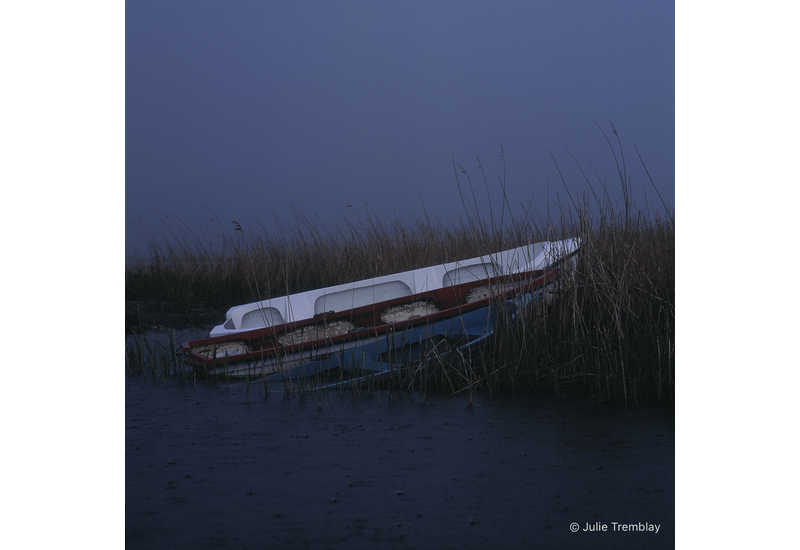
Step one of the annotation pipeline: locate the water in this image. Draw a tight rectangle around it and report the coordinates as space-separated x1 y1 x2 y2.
126 374 674 549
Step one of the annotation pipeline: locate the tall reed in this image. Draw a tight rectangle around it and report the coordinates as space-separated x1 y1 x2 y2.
126 128 674 404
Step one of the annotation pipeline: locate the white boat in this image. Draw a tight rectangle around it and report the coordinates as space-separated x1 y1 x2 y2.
180 238 580 382
209 238 580 337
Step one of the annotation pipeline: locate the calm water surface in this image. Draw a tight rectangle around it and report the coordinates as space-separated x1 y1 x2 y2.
126 349 674 550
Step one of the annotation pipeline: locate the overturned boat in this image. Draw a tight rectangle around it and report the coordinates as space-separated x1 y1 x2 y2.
179 238 579 386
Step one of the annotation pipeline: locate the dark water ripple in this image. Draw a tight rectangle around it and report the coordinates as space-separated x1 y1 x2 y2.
126 376 674 549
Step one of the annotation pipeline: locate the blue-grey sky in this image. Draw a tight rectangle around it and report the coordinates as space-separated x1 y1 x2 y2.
126 0 674 258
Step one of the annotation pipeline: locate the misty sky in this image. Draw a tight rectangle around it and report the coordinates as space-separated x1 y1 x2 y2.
126 0 674 258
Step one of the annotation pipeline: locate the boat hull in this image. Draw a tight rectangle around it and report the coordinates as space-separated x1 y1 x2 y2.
179 238 579 381
196 299 503 379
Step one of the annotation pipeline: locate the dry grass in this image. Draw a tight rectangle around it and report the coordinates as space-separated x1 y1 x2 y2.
126 131 674 405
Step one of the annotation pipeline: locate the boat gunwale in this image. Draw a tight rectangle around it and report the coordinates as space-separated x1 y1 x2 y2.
180 268 555 368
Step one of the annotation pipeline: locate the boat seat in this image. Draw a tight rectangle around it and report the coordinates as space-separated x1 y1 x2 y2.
314 281 413 315
241 307 285 329
442 263 497 287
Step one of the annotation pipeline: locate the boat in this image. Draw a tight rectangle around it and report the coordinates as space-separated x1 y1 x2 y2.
179 238 579 386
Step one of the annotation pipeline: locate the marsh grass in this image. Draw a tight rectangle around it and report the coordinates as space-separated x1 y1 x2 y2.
126 130 674 405
125 331 188 382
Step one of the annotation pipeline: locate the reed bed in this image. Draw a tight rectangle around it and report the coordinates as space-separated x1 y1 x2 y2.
126 207 522 316
126 133 674 405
